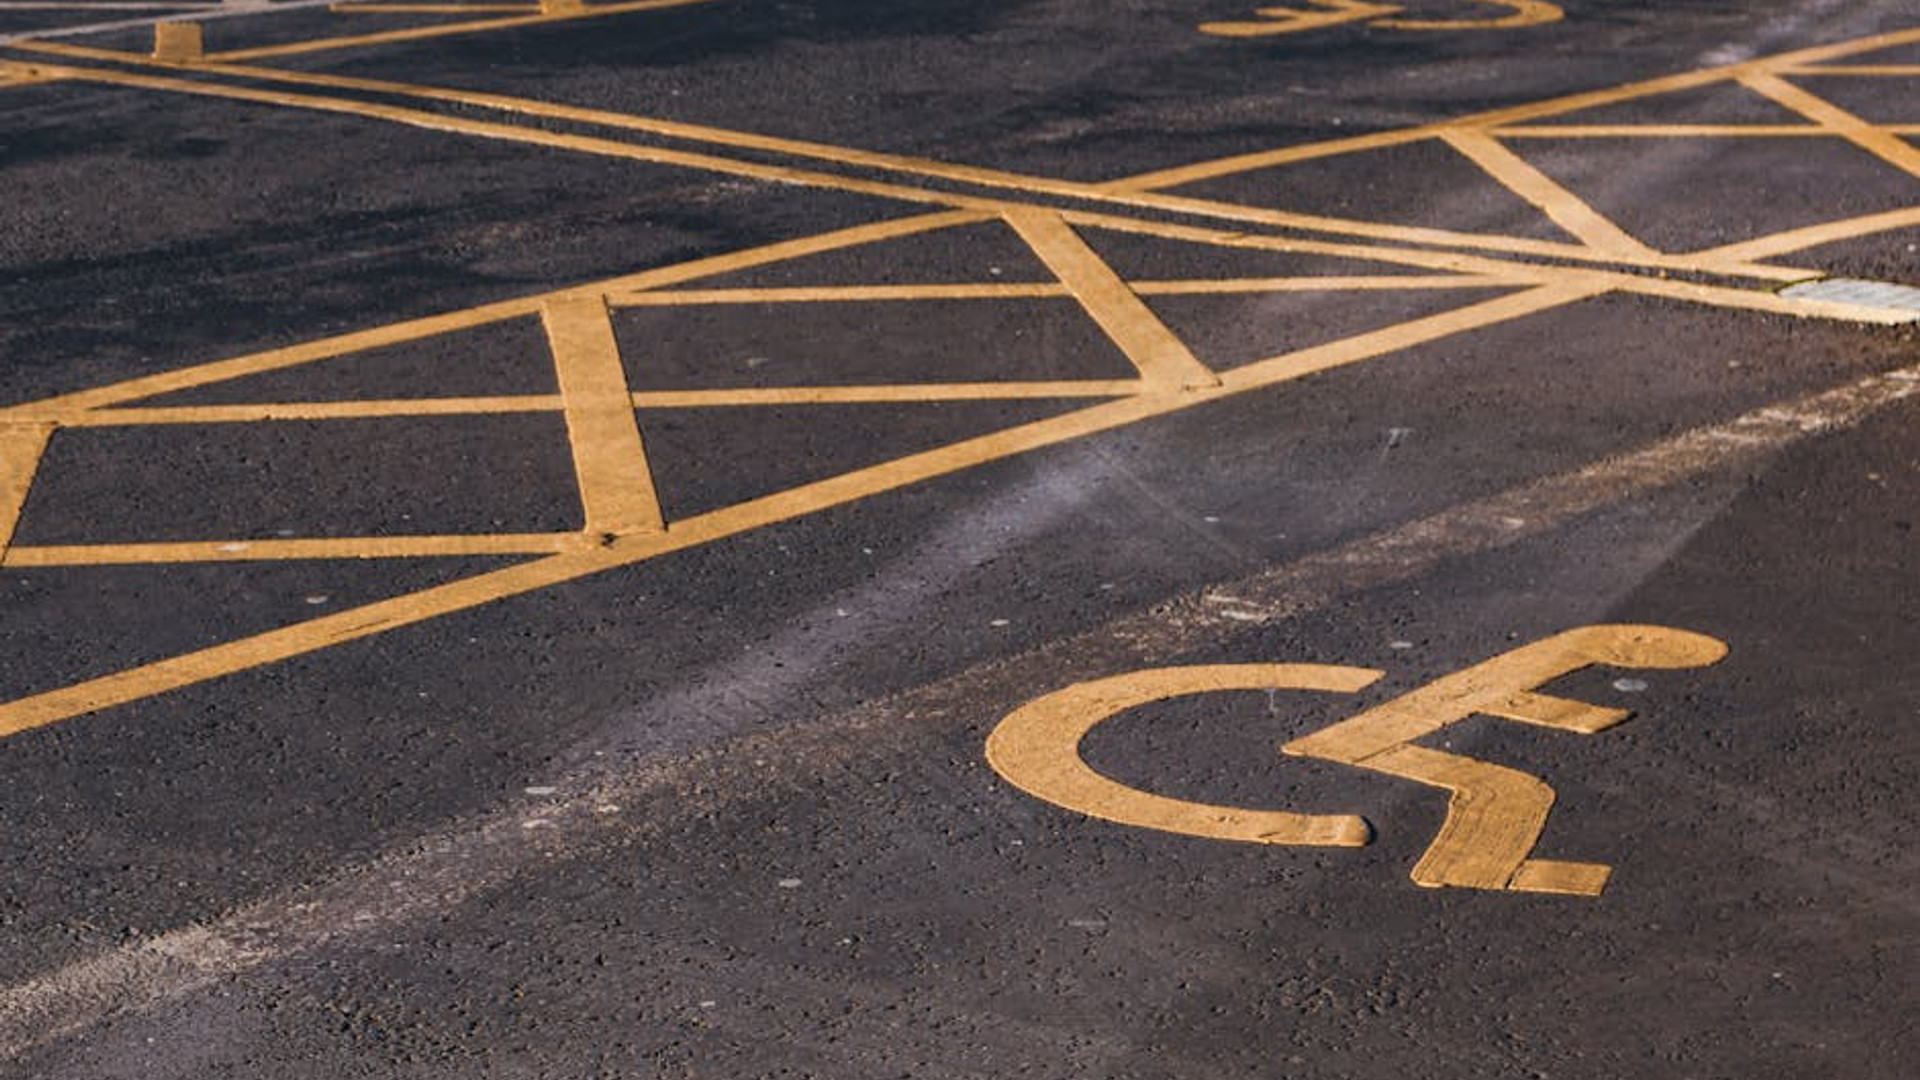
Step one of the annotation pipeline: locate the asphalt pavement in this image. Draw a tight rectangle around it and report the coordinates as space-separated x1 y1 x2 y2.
0 1 1916 1077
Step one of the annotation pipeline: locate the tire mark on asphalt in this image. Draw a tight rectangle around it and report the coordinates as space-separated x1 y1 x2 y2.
5 353 1920 1058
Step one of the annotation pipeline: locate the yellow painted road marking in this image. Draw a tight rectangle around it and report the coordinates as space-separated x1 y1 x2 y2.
209 0 720 63
150 19 202 61
49 385 1145 427
1054 208 1566 279
1215 280 1606 389
987 626 1729 895
0 423 54 556
543 294 664 535
4 533 584 566
1058 209 1914 324
1441 127 1659 257
1201 0 1400 39
625 383 1144 406
1355 744 1611 893
0 24 1914 739
1687 206 1920 265
330 2 537 12
1003 209 1220 391
0 550 615 736
1201 0 1561 39
985 664 1382 846
1116 26 1920 193
44 383 1144 426
609 279 1499 306
0 283 1592 735
1286 626 1729 760
14 25 1912 286
1493 124 1832 137
1138 274 1508 294
1 211 983 416
1283 626 1727 892
1372 0 1561 31
62 396 569 425
1780 64 1920 77
11 45 1835 281
0 2 216 8
1735 71 1920 180
1607 273 1920 325
4 59 1019 217
613 283 1068 304
5 368 1914 1062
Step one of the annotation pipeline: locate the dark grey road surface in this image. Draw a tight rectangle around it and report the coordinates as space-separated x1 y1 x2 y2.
1 1 1916 1077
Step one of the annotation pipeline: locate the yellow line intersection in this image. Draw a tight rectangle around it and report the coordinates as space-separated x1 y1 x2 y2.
0 15 1915 738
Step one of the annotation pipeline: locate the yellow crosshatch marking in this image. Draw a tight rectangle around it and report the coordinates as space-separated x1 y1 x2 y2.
0 19 1914 741
1201 0 1562 40
111 0 726 64
985 626 1731 896
542 295 667 537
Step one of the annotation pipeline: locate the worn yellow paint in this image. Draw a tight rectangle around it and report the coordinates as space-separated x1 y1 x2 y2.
8 58 1017 219
0 552 607 736
1140 274 1510 294
610 279 1497 305
1055 208 1566 280
0 423 54 556
1374 0 1561 31
0 2 218 7
985 664 1382 846
613 283 1068 305
0 283 1587 735
1003 209 1220 390
627 383 1143 406
1287 626 1726 761
1360 744 1571 890
542 295 664 535
63 397 568 426
0 23 1909 740
1118 26 1920 193
1201 0 1560 39
209 0 719 62
4 533 583 566
1494 124 1829 137
11 46 1831 282
1615 273 1920 325
34 384 1144 426
1217 280 1609 390
1056 210 1917 323
986 626 1728 895
1506 858 1612 895
1283 625 1728 892
1736 71 1920 180
18 23 1913 284
1689 206 1920 265
1201 0 1399 39
330 2 535 12
0 212 981 418
150 20 203 61
33 51 1151 226
0 62 63 88
1786 64 1920 76
1441 128 1657 257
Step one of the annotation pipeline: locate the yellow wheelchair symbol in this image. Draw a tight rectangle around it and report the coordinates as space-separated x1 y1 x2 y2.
985 625 1727 896
1201 0 1563 39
